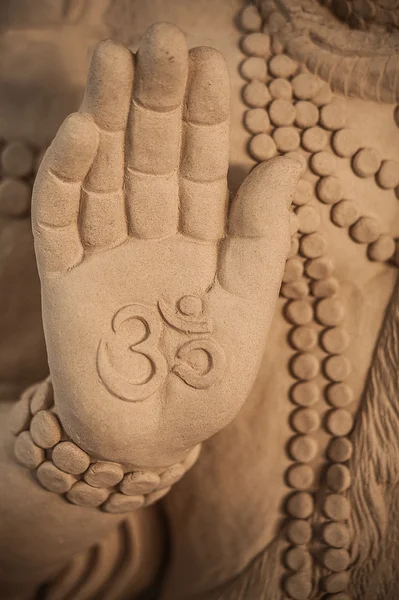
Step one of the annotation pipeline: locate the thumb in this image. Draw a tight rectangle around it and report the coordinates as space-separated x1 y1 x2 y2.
218 157 302 298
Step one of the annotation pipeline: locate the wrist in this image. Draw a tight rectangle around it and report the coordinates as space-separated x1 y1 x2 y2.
10 377 201 513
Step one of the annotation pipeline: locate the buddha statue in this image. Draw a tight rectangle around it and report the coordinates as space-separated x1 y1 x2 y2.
1 1 399 599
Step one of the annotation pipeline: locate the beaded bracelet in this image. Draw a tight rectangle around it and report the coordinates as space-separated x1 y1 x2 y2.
10 378 201 513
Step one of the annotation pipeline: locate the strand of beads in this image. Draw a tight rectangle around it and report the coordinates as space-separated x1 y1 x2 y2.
329 124 398 263
240 4 358 599
283 251 320 600
240 8 324 599
10 378 201 514
312 263 354 599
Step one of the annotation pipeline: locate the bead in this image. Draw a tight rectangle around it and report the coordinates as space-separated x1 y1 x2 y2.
286 491 314 518
269 99 296 126
302 127 328 153
352 147 381 177
241 32 271 57
316 298 345 326
37 461 76 493
326 409 353 436
0 178 31 217
67 481 109 507
332 129 359 157
120 470 161 495
293 179 313 206
331 200 359 228
249 133 276 161
323 572 350 594
269 78 293 100
159 463 186 488
290 326 318 351
240 5 263 31
240 57 268 81
290 211 298 237
305 257 333 279
243 80 271 107
286 519 312 545
9 396 31 435
321 328 350 354
288 235 300 258
285 546 312 571
244 108 270 134
311 277 339 298
291 407 320 433
326 464 351 492
327 383 354 407
287 464 314 489
350 216 381 243
52 441 90 475
289 211 299 236
268 54 297 78
14 431 45 469
312 82 333 106
368 234 395 262
102 492 145 513
377 160 399 189
320 102 346 130
324 355 352 382
295 101 319 129
290 211 299 237
291 381 319 406
292 73 322 100
311 152 337 177
30 380 53 414
323 522 350 549
324 494 351 520
271 35 285 55
284 572 312 600
145 486 172 506
285 151 307 174
1 141 34 176
323 548 350 572
296 205 320 234
291 354 320 381
286 300 313 325
281 281 309 299
289 435 318 462
20 382 39 403
84 461 124 488
30 410 62 449
317 176 343 205
273 126 300 152
266 10 287 33
283 257 304 282
327 437 353 463
300 233 327 258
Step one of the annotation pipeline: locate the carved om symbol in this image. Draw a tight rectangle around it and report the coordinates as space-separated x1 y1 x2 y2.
97 297 226 402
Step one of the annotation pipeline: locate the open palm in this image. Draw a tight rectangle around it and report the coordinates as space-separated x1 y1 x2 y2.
32 24 300 469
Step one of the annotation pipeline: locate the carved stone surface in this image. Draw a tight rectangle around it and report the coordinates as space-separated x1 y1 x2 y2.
1 1 399 600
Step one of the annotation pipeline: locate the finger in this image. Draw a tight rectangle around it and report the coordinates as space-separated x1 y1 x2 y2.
180 47 230 241
218 157 302 298
79 40 133 249
126 23 188 238
32 113 98 274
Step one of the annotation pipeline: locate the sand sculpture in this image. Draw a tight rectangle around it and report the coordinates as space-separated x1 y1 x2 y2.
1 1 399 599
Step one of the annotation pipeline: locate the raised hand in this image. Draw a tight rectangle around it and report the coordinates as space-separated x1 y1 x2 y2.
32 24 300 469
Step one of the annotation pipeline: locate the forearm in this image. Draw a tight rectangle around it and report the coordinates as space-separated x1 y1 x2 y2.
0 396 164 598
